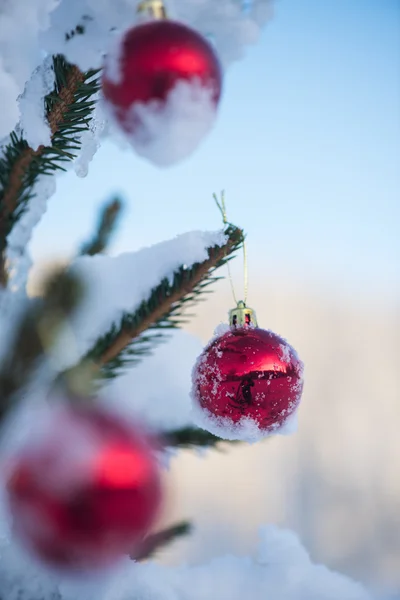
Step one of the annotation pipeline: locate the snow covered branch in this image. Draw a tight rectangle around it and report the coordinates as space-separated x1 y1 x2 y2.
58 224 244 392
0 57 99 285
0 525 373 600
0 269 83 423
96 225 243 375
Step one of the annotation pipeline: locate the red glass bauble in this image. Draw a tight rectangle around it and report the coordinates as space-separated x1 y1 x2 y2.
102 20 222 126
192 327 304 440
6 404 162 572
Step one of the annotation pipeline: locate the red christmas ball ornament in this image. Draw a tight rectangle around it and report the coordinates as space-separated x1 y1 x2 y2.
101 11 223 167
6 402 162 572
192 302 304 441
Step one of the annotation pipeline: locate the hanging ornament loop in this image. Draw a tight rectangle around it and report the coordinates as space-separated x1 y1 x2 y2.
229 300 258 328
213 191 254 327
137 0 168 20
213 191 229 227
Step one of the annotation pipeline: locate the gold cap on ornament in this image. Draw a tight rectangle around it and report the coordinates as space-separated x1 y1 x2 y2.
229 300 258 328
137 0 168 19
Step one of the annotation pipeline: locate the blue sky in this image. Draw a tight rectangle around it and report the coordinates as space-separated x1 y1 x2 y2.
30 0 400 297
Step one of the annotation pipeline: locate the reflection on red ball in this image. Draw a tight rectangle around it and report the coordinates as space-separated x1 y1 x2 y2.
193 327 304 437
102 20 222 132
6 404 162 572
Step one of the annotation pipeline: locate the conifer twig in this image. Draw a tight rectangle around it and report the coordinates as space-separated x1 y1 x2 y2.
163 427 235 449
0 269 84 423
0 57 99 286
1 67 83 218
97 227 243 369
131 522 192 561
80 197 123 256
56 224 244 392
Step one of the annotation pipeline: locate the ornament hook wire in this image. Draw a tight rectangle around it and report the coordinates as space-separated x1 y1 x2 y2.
213 191 248 307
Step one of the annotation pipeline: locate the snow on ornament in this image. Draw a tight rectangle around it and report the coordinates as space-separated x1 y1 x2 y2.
101 0 222 167
5 400 163 573
191 301 304 442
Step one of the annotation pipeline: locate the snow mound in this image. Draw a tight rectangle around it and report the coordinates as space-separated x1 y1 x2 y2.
0 525 373 600
103 78 218 168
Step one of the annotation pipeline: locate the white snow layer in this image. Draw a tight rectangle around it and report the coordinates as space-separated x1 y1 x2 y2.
41 0 273 72
103 78 219 168
103 329 203 433
6 176 57 294
18 55 54 150
191 400 299 443
0 57 20 139
50 230 227 370
0 524 373 600
0 0 58 137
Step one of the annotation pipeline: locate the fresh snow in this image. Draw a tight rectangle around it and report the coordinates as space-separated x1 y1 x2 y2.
191 400 299 443
0 57 20 139
102 78 219 168
41 0 273 72
49 229 228 369
0 0 58 137
18 55 54 150
0 524 373 600
102 329 203 433
73 98 108 178
6 176 57 295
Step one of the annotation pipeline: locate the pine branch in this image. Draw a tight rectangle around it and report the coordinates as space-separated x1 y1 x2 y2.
0 56 99 285
66 224 244 386
0 269 84 423
163 427 236 450
131 522 191 561
55 224 243 398
80 197 123 256
96 225 243 377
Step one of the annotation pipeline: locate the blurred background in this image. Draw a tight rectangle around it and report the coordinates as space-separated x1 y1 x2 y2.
27 0 399 593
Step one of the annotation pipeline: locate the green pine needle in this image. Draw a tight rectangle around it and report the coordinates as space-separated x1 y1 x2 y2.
132 522 192 561
80 197 124 256
85 224 244 381
163 427 233 449
0 56 99 277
